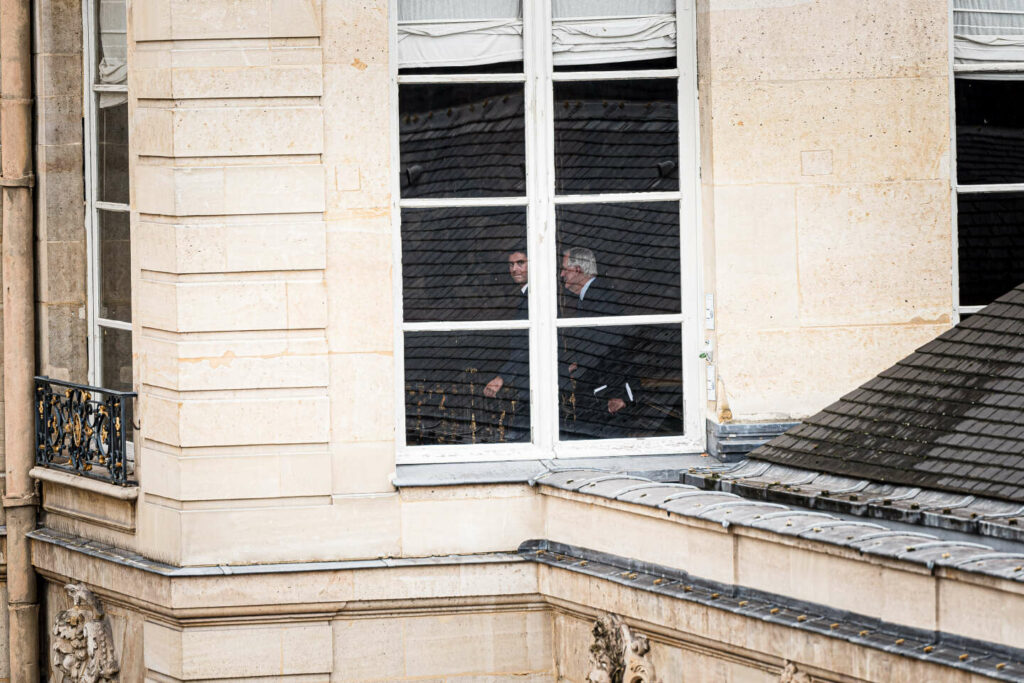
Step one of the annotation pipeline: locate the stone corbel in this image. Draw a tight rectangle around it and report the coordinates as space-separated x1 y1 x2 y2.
586 613 658 683
779 660 812 683
51 583 120 682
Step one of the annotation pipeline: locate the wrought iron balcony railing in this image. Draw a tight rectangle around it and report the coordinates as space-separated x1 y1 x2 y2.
34 376 136 486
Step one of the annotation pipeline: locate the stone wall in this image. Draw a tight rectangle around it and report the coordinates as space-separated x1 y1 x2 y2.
700 0 954 421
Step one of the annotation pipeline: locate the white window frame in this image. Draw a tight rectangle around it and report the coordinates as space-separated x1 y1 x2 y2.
390 0 704 464
82 0 131 387
949 2 1024 320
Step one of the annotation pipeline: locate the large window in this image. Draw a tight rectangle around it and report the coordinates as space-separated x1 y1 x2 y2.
84 0 132 391
953 2 1024 315
393 0 701 461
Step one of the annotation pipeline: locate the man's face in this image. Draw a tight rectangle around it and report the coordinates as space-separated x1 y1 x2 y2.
508 251 528 286
560 253 586 294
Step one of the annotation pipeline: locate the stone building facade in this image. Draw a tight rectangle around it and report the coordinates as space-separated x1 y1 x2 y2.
0 0 1020 680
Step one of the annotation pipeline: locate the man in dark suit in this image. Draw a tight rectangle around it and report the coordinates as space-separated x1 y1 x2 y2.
484 249 529 398
559 247 633 438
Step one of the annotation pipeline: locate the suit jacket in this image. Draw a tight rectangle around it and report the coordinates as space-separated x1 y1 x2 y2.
498 288 529 392
561 278 631 405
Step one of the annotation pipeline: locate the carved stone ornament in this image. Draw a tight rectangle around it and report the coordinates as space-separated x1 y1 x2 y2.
51 583 119 683
779 661 812 683
586 613 658 683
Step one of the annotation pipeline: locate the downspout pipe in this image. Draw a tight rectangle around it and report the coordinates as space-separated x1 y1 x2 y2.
0 0 39 678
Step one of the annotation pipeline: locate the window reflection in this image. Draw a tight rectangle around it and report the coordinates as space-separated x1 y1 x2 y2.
957 191 1024 306
99 210 131 322
402 206 528 322
956 79 1024 186
558 324 681 440
406 330 530 445
555 79 678 194
557 202 680 317
98 103 129 205
400 83 526 198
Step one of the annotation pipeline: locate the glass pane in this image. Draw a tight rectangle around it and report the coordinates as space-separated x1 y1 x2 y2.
398 0 523 75
99 209 132 323
96 0 127 83
406 330 530 445
97 102 129 204
558 324 682 440
555 79 678 194
557 202 680 317
402 206 528 322
958 191 1024 306
553 0 676 72
101 326 132 392
400 83 526 198
956 78 1024 186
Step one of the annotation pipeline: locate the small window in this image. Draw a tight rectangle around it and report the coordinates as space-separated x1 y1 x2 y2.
85 0 132 391
394 0 700 461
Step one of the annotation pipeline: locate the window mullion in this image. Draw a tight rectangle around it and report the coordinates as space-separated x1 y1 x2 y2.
524 0 557 453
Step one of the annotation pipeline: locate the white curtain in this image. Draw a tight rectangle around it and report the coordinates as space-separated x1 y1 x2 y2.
954 0 1024 65
98 0 127 107
397 0 676 69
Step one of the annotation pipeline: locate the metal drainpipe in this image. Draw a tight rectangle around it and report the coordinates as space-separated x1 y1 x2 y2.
0 0 40 678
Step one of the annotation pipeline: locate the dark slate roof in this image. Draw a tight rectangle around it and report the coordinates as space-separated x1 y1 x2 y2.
752 284 1024 502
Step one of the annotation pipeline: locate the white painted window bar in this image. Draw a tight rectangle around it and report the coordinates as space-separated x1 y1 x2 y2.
83 0 131 388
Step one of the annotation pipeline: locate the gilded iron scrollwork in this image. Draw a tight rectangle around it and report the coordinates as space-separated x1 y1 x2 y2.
34 376 136 485
587 613 658 683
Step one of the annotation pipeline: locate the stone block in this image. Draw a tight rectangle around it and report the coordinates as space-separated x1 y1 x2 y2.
401 491 541 556
41 240 87 305
710 77 949 186
136 105 324 157
135 163 325 217
143 445 332 502
138 276 327 333
138 218 326 274
713 184 799 331
332 617 405 681
134 43 322 99
38 94 82 146
140 332 328 392
402 610 552 678
796 181 952 326
35 0 84 54
717 322 949 420
705 0 948 82
543 495 735 584
145 620 332 679
144 391 329 448
938 579 1024 651
38 143 86 242
42 304 88 382
322 61 392 217
330 441 395 495
36 53 81 97
135 0 320 41
326 226 394 353
736 535 936 632
177 492 400 564
329 352 394 443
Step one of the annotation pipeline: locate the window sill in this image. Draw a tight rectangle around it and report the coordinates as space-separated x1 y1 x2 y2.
392 453 718 488
30 466 138 501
